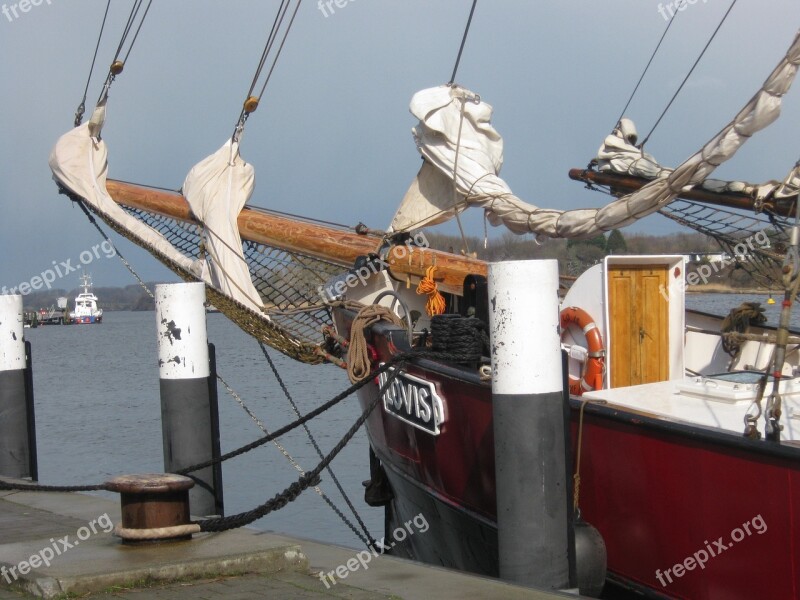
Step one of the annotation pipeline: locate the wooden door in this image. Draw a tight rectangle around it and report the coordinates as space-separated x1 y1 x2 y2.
608 264 669 387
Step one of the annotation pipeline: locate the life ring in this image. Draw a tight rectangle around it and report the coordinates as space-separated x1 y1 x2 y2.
560 306 605 396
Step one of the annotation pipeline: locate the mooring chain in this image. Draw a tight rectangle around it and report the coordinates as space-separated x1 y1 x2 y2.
259 342 376 547
216 372 372 548
0 357 403 493
0 349 479 517
195 363 406 533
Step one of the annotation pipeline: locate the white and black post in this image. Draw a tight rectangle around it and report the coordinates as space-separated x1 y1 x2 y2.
488 260 571 590
0 294 37 480
156 282 223 517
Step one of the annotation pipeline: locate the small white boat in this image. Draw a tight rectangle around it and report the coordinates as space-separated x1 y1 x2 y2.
70 274 103 325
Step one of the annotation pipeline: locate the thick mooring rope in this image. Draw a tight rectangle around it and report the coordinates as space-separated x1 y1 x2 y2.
1 347 482 535
347 304 405 383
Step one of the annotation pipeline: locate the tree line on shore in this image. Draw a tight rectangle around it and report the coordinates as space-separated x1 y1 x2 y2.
19 230 762 311
22 284 156 312
424 230 762 288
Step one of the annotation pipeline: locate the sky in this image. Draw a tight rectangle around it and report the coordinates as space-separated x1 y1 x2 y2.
1 0 800 291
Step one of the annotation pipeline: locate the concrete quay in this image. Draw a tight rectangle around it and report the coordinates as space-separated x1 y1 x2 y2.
0 482 580 599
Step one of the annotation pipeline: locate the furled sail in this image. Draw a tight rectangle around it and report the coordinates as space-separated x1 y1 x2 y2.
49 103 201 276
183 140 264 314
391 30 800 239
596 118 800 201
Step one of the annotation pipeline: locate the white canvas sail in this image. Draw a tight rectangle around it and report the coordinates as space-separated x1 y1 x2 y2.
391 30 800 238
182 140 264 314
49 103 200 276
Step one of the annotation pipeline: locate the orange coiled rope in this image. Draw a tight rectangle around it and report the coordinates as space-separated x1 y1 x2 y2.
416 266 446 316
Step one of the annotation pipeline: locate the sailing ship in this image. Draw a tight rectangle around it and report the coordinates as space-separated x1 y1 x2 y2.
46 3 800 599
70 274 103 324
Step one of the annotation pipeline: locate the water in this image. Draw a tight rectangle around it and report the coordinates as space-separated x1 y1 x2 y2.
24 311 382 550
21 292 796 552
685 292 800 328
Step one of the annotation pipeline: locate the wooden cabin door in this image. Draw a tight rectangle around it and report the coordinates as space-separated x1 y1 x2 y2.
608 264 669 387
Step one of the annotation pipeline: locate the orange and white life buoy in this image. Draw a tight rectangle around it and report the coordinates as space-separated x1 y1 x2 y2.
560 306 605 396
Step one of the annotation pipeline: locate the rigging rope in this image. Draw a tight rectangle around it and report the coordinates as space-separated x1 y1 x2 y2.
0 348 482 500
0 358 401 493
449 0 478 85
233 0 303 142
217 371 372 548
74 0 111 127
255 0 303 100
347 305 405 383
640 0 739 148
416 266 447 316
73 198 154 299
451 95 473 255
615 5 680 126
258 342 376 547
96 0 155 107
195 369 396 533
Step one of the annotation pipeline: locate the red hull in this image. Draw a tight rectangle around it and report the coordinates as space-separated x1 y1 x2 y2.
345 315 800 599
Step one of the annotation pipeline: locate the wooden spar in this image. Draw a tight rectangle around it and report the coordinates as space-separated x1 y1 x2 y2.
105 180 487 295
568 168 798 218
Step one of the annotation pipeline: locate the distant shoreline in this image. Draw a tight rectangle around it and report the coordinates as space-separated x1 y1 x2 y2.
687 285 773 294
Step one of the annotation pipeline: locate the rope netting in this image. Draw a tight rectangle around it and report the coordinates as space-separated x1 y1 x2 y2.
659 199 791 289
77 198 346 364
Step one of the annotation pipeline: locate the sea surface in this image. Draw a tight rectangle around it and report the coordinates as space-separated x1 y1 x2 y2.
25 311 381 550
22 292 798 551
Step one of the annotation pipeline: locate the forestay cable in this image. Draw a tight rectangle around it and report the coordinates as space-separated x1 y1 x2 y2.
640 0 739 148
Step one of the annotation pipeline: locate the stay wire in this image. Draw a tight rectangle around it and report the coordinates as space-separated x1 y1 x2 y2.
234 0 299 142
96 0 155 106
247 0 291 97
258 341 375 547
121 0 154 64
217 372 371 548
640 0 739 148
449 0 478 84
75 0 112 127
74 199 155 300
112 0 144 62
256 0 303 99
0 358 406 495
615 6 679 126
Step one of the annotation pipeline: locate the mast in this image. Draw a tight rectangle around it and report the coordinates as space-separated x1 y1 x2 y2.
79 273 93 295
568 168 798 219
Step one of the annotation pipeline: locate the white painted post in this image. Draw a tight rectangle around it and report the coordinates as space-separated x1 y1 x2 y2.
0 295 36 479
156 283 223 517
488 260 571 589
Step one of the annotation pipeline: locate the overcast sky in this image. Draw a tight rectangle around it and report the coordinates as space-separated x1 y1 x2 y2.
1 0 799 290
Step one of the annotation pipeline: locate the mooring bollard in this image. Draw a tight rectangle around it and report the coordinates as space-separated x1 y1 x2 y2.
155 283 223 518
0 294 37 480
106 473 200 543
488 260 572 590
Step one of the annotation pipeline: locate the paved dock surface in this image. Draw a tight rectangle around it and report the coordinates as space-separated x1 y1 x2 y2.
1 485 579 599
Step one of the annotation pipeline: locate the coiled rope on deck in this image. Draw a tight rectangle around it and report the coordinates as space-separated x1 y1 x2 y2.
347 304 405 383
